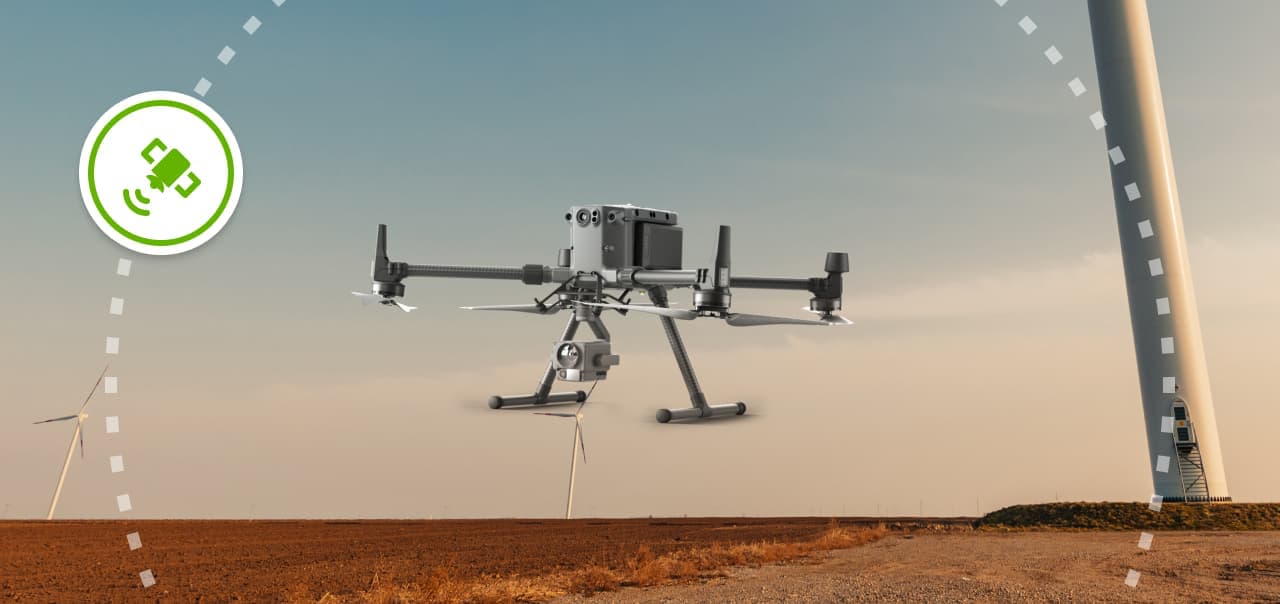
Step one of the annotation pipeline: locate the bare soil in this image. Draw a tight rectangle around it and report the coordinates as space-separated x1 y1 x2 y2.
0 517 953 602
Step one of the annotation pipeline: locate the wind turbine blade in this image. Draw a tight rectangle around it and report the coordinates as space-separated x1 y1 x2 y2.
535 412 576 418
460 303 558 315
580 302 697 320
724 313 828 327
33 415 78 424
78 422 85 459
576 418 586 464
78 364 110 414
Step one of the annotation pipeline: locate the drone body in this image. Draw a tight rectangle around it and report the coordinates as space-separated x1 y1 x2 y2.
356 204 851 422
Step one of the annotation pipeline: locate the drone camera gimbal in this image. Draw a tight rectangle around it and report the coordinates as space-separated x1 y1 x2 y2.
357 204 850 423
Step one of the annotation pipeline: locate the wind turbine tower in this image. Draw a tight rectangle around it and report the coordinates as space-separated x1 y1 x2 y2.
1088 0 1229 501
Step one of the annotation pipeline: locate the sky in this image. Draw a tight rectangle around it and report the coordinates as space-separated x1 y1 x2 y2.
1 1 1277 519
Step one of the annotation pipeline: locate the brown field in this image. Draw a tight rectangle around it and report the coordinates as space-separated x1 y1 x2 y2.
0 517 959 602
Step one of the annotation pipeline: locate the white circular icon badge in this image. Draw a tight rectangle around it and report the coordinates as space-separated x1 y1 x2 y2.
79 91 243 255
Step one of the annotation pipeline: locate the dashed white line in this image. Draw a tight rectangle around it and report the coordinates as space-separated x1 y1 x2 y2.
1160 337 1175 355
116 494 133 513
106 416 120 433
243 16 262 35
1067 77 1086 96
1124 182 1142 201
127 532 143 551
1089 110 1107 130
105 337 120 355
218 46 237 65
1138 220 1154 239
110 455 125 473
1148 258 1164 277
1018 16 1037 35
1108 146 1126 165
1044 45 1063 64
1156 297 1170 315
194 77 212 97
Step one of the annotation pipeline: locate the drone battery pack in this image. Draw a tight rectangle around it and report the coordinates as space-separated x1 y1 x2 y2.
636 223 682 270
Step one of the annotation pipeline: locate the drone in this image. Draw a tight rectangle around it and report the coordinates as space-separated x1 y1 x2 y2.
353 204 851 423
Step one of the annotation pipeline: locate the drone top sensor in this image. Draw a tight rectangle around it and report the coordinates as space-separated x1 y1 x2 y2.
353 204 851 423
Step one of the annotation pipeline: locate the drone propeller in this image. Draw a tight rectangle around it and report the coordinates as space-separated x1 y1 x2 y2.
461 303 560 315
580 302 697 320
351 291 416 312
802 308 855 326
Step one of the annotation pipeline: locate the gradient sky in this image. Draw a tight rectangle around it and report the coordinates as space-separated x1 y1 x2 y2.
1 1 1278 519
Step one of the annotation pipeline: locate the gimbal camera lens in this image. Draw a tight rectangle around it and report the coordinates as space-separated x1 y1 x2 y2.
576 210 590 225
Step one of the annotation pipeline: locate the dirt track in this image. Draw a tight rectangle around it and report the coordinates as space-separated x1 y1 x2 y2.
0 517 950 602
555 531 1280 603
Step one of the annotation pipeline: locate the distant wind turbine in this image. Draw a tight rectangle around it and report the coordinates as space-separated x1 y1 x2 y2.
34 365 108 520
536 401 587 519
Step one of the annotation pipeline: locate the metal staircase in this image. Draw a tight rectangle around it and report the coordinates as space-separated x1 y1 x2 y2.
1174 443 1210 501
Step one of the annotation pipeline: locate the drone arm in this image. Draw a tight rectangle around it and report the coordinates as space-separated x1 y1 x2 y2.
403 263 543 283
729 276 811 291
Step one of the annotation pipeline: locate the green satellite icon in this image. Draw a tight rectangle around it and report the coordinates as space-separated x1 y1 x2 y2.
123 138 202 216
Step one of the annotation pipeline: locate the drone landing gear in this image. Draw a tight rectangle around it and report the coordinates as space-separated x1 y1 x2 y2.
487 307 604 409
650 288 746 424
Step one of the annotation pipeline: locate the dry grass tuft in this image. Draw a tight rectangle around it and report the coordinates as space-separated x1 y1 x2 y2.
312 521 890 603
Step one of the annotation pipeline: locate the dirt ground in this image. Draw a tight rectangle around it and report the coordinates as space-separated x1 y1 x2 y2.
0 517 951 602
555 531 1280 603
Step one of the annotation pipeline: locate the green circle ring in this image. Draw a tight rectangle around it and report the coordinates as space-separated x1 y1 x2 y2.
88 99 235 246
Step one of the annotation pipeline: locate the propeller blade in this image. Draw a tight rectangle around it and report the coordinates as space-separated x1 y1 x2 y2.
33 414 78 425
351 291 384 306
581 302 698 321
78 365 110 414
461 303 558 315
724 313 829 327
390 300 416 312
802 309 854 325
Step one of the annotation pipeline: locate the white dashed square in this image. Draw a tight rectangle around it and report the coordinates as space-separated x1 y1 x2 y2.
1044 46 1062 64
244 16 262 35
110 455 125 473
194 78 212 97
1149 494 1164 512
127 532 142 550
1148 258 1164 277
1162 377 1176 394
1090 111 1107 130
106 416 120 433
1156 455 1170 473
1161 337 1175 355
140 569 156 588
117 494 133 513
106 337 120 355
1161 416 1175 433
1156 297 1170 315
116 258 132 277
109 297 125 316
1138 220 1154 239
1067 78 1086 96
105 376 118 394
1125 569 1141 587
217 46 236 65
1125 182 1141 201
1108 146 1126 165
1138 532 1154 550
1018 16 1037 34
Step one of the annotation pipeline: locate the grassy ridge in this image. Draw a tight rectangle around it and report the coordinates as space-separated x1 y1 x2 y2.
976 502 1280 531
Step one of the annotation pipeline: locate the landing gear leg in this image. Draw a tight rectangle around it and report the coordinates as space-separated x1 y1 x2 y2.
649 288 746 423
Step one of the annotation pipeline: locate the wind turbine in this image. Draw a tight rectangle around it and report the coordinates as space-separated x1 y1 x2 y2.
536 401 587 519
34 365 108 520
